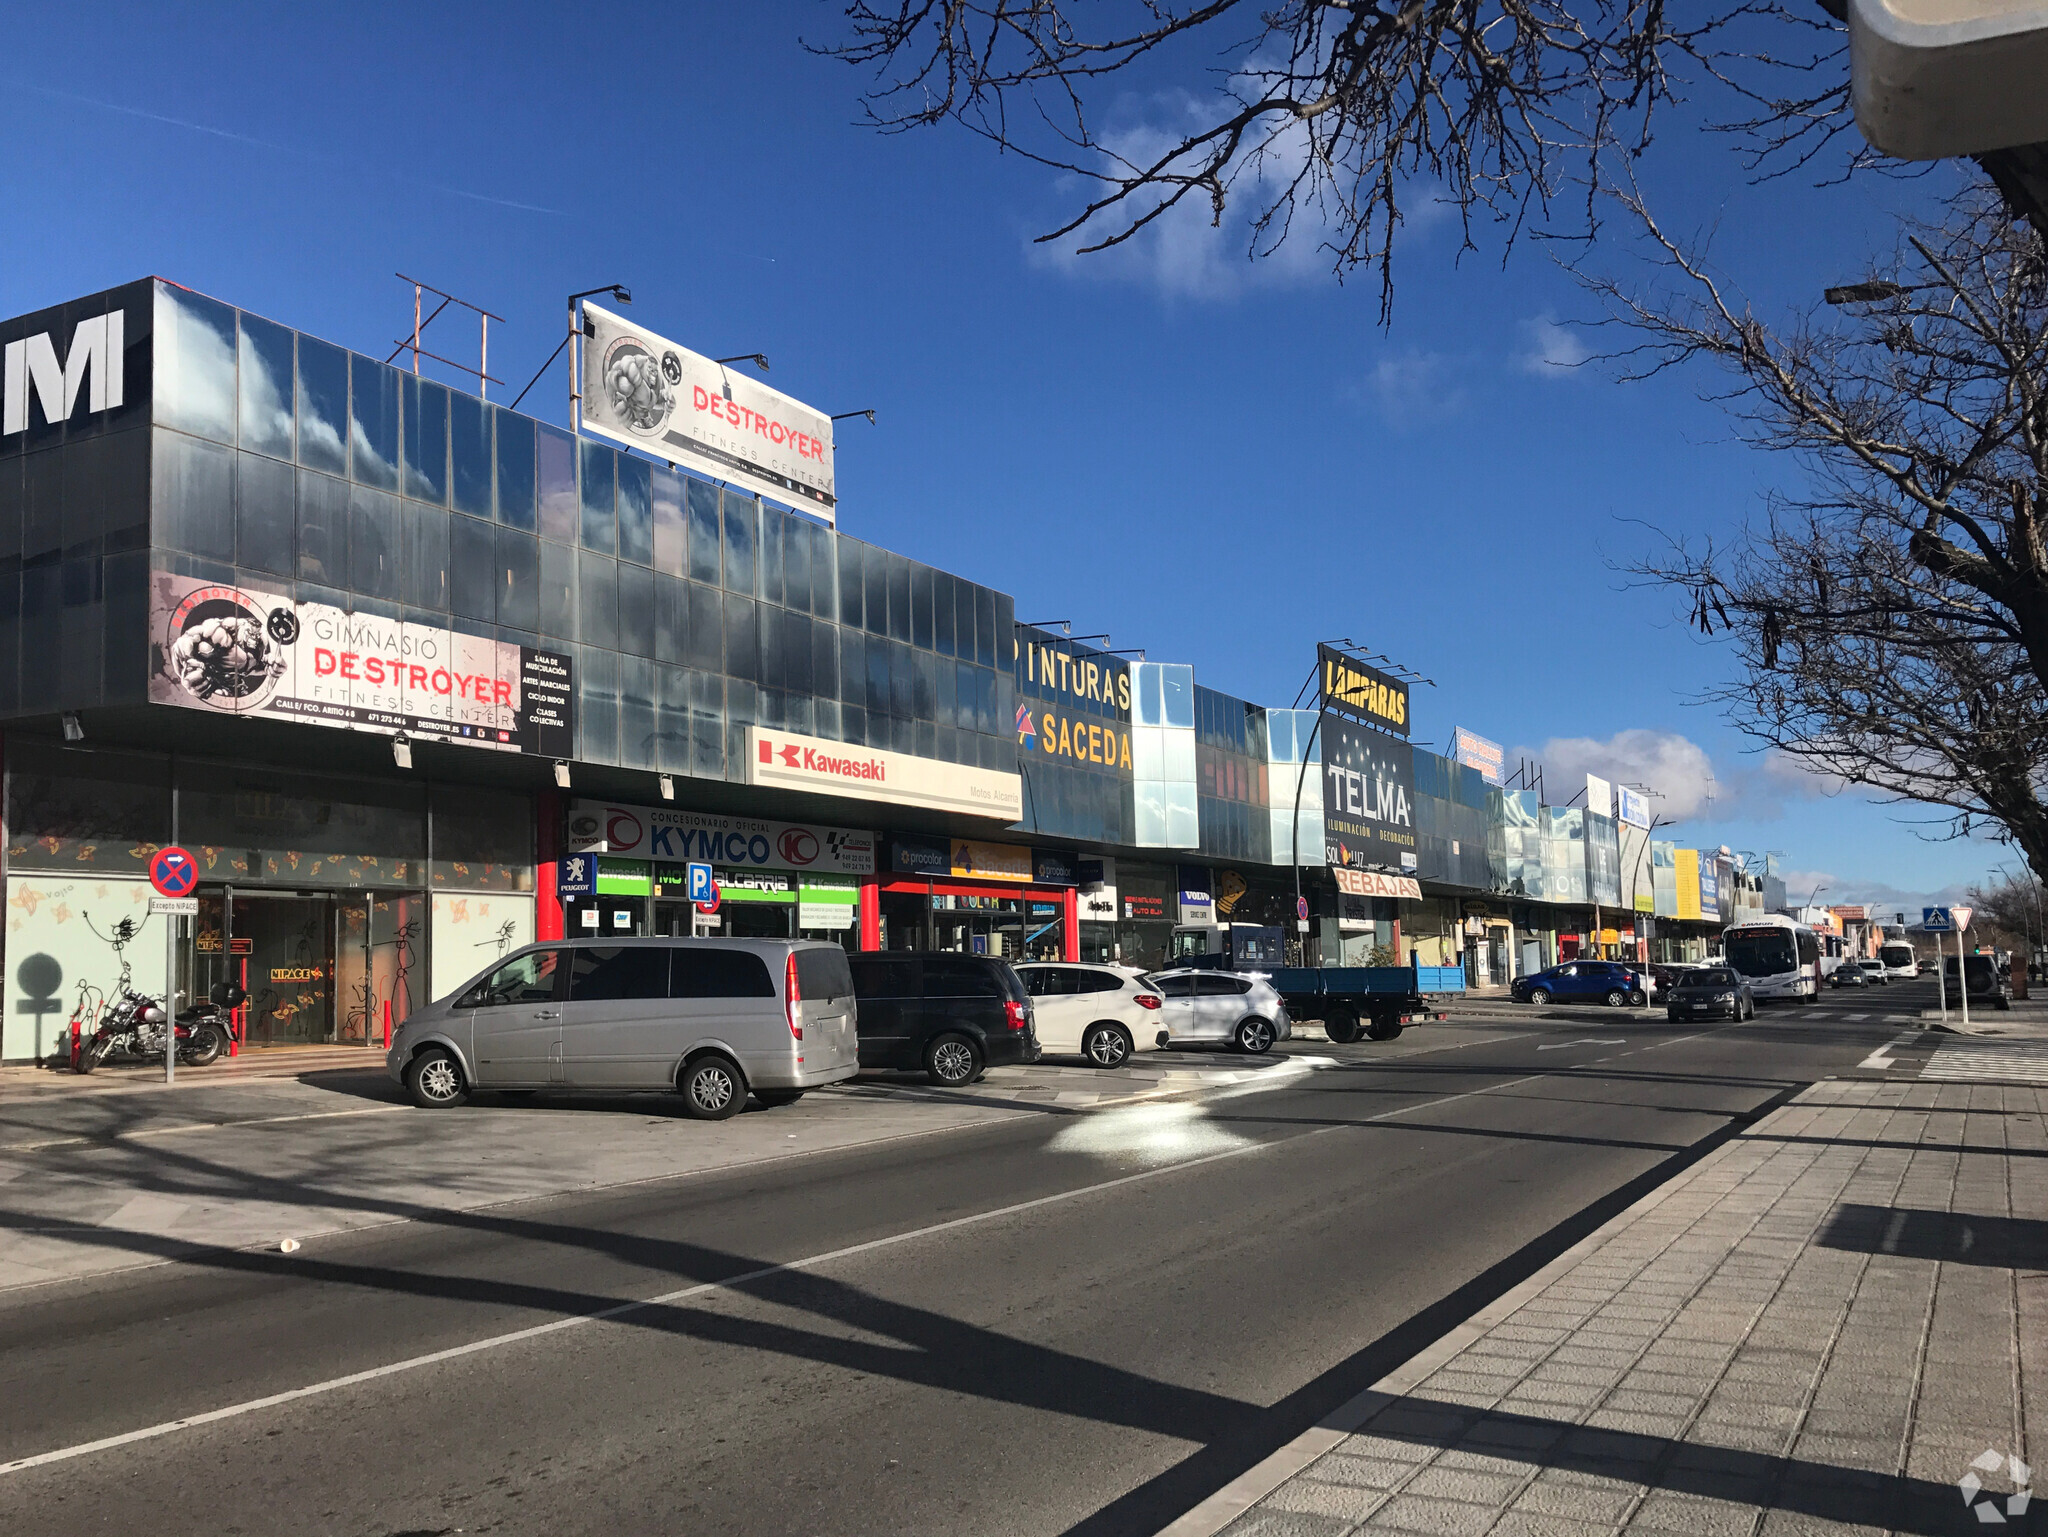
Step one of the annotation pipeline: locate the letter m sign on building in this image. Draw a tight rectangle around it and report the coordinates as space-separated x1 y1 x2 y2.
3 313 124 436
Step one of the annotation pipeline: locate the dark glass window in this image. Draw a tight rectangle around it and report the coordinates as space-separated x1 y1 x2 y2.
497 528 538 631
670 947 776 999
617 561 654 655
933 570 956 657
296 469 349 586
836 537 863 628
686 477 720 583
781 515 810 612
936 655 956 728
758 513 783 606
723 592 758 681
890 640 914 719
538 537 575 637
619 653 656 768
578 551 618 650
911 566 934 650
235 450 294 576
811 616 837 700
887 553 912 644
840 630 864 707
237 313 295 459
922 956 1005 999
691 669 725 777
579 439 614 553
722 493 756 593
914 650 936 720
651 466 685 577
864 549 887 637
686 581 722 672
656 572 686 660
616 454 652 566
782 609 812 694
494 409 535 531
536 423 576 541
974 585 996 667
150 430 234 561
577 644 618 765
403 501 448 610
758 600 784 690
449 390 492 518
401 375 448 504
154 286 238 444
866 637 889 717
449 513 496 620
349 485 401 600
295 336 349 476
350 355 401 490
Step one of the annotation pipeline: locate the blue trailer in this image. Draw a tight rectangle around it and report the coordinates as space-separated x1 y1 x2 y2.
1266 962 1468 1042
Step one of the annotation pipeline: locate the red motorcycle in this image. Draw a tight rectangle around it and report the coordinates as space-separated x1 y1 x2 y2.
73 983 240 1072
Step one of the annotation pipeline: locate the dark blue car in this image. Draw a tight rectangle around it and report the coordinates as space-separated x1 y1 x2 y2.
1511 960 1646 1007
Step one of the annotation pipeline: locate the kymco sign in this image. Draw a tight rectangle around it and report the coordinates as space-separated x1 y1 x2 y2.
566 800 874 876
743 727 1022 820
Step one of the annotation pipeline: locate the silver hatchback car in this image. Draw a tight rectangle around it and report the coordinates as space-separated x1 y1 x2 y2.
388 938 860 1119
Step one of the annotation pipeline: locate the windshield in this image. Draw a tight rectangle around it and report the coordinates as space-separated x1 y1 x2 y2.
1725 929 1797 979
1879 945 1914 967
1684 969 1737 988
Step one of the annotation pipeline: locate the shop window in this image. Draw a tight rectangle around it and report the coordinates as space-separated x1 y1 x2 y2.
154 285 237 444
402 375 449 504
178 766 427 887
350 354 401 491
238 313 296 460
493 408 535 531
449 391 492 519
4 740 169 873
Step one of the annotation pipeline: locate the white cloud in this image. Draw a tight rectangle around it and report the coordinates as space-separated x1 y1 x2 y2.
1773 868 1973 918
1356 349 1467 432
1031 85 1451 301
1517 313 1591 376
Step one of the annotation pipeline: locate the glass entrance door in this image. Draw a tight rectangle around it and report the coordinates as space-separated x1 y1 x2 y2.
238 894 338 1046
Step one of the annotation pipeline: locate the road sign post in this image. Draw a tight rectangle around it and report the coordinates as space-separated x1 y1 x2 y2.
1923 907 1952 1026
1955 906 1974 1031
149 847 198 1084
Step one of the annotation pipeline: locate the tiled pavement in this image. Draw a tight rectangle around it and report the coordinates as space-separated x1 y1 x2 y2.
1178 1078 2045 1536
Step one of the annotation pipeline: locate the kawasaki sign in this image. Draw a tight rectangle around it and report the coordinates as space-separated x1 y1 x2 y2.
566 800 874 876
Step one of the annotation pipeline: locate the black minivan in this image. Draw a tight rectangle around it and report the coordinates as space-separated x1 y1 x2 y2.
846 952 1041 1086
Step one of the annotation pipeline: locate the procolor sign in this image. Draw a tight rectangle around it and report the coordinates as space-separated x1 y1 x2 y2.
3 311 124 435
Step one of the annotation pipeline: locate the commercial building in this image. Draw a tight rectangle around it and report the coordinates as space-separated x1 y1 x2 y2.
0 280 1737 1061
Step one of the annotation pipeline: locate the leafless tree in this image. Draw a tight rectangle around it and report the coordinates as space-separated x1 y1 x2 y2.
812 4 1865 314
1963 872 2044 954
1608 190 2048 881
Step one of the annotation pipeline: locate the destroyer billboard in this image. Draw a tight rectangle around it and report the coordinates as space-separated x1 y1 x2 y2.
578 301 836 522
148 572 574 755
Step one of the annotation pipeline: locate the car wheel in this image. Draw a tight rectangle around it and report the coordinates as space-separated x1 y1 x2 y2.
1629 991 1647 1008
679 1054 745 1120
1529 988 1551 1006
754 1089 805 1107
1081 1023 1134 1069
1366 1015 1403 1041
1234 1017 1276 1054
926 1033 982 1087
1324 1009 1363 1045
404 1047 469 1109
1604 989 1627 1008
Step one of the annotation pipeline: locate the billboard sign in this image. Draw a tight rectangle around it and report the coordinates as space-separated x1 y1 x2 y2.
744 727 1022 820
1320 711 1416 869
1615 784 1651 829
566 801 875 875
1331 867 1422 900
1584 774 1613 820
1450 727 1504 785
148 571 573 755
1318 644 1409 737
579 302 835 522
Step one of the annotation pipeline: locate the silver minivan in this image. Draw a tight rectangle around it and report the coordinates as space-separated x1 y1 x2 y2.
387 938 860 1119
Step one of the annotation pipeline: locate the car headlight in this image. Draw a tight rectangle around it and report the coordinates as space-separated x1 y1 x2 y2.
1715 992 1736 1003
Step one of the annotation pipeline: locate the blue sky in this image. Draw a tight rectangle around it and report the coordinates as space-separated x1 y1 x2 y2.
1 2 2007 914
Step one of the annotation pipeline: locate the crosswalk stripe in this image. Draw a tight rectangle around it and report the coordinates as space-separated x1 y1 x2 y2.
1921 1038 2048 1085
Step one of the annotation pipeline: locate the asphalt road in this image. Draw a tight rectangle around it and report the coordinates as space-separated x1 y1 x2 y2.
0 986 1929 1537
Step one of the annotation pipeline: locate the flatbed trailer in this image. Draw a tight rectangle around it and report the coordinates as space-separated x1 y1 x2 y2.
1266 963 1468 1042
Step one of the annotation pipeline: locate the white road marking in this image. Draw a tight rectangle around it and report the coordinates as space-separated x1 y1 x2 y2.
1536 1038 1625 1051
0 1066 1561 1477
1845 1012 1870 1021
1859 1030 1920 1071
0 1105 409 1154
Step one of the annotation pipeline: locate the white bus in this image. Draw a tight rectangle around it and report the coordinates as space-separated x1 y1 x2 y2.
1878 940 1919 979
1722 914 1822 1003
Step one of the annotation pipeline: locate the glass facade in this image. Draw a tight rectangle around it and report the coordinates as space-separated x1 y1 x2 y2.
1262 707 1321 868
1130 662 1197 847
1194 685 1264 863
1411 750 1499 891
137 282 1015 786
1012 625 1134 846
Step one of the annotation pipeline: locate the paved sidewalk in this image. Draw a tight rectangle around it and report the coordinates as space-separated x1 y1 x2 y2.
1173 1078 2044 1537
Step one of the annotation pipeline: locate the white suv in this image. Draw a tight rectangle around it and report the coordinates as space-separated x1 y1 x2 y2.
1013 963 1165 1068
1146 969 1293 1054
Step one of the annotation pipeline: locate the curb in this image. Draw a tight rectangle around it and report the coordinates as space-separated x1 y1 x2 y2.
1153 1092 1781 1537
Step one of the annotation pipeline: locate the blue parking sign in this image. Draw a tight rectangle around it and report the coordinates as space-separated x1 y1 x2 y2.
557 855 597 898
686 861 716 904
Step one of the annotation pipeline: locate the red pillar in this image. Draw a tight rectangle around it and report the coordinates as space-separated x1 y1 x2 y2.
1062 887 1079 962
859 880 881 952
535 787 564 941
1390 918 1402 965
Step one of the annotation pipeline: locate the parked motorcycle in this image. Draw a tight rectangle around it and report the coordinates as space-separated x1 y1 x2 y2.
74 983 243 1072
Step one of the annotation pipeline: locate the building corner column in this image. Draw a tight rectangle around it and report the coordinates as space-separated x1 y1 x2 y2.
536 787 564 942
859 881 880 952
1062 887 1079 962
